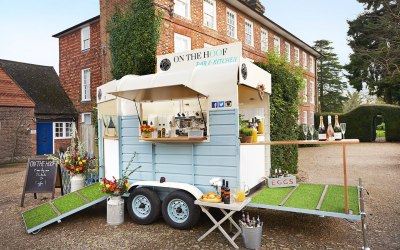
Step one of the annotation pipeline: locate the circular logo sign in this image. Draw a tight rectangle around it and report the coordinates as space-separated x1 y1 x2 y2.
160 58 171 71
97 89 102 101
241 63 248 80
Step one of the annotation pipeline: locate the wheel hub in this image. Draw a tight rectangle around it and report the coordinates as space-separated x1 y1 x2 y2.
167 199 189 223
132 195 152 218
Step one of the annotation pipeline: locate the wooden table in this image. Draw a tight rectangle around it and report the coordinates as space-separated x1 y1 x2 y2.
242 139 360 214
195 198 251 249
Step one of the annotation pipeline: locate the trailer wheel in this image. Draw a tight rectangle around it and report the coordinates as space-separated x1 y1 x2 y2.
162 190 200 230
127 188 161 225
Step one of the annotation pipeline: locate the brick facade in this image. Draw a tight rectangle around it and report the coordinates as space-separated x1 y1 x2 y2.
57 19 102 128
98 0 318 123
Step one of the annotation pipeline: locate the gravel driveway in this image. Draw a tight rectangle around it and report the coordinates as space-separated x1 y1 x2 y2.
1 143 399 249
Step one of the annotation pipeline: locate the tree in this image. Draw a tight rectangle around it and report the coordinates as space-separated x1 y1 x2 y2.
342 90 362 113
313 40 347 112
108 0 162 79
346 0 400 104
256 52 304 174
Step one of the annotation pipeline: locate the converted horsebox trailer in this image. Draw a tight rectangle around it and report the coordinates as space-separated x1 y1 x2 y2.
97 42 272 229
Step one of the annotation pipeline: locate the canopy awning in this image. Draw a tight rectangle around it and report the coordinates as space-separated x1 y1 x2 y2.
110 70 208 102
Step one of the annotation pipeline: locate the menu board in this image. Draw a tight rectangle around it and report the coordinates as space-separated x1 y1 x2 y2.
20 159 57 207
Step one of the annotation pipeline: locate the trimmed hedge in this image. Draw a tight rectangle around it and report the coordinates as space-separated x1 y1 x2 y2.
315 104 400 142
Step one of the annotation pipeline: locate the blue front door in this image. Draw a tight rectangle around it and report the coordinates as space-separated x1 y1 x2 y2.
37 122 53 155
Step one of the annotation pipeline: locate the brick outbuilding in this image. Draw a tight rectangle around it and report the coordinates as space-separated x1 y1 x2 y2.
0 60 77 163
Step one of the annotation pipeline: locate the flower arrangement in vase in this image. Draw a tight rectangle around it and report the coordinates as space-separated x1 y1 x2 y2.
140 125 155 138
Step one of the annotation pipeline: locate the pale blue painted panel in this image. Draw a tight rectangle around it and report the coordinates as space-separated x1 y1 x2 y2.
155 164 192 175
209 124 237 135
123 153 152 163
121 128 139 137
195 166 237 177
195 176 237 187
155 154 192 165
122 145 153 154
155 144 192 155
123 162 152 172
194 145 236 156
129 172 154 181
121 118 139 128
209 114 237 125
195 185 215 194
209 110 236 115
155 173 192 183
121 136 142 145
208 135 238 146
195 155 236 167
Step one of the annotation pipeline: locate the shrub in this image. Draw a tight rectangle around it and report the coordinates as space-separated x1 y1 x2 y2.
314 104 400 142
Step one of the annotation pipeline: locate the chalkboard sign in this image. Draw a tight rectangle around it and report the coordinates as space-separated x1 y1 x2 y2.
20 159 57 207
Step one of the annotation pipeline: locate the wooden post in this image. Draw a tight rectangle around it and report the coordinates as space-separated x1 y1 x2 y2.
343 144 349 214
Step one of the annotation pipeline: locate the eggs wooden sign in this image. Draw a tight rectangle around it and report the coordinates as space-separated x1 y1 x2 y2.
267 176 296 188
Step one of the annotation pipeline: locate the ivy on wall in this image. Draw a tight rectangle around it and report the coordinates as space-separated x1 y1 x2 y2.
108 0 162 79
256 52 304 174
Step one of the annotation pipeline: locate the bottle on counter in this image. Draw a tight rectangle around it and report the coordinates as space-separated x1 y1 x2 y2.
318 116 327 141
257 119 264 134
221 179 226 202
251 125 258 143
334 115 342 140
224 181 230 204
326 115 335 141
157 124 162 138
161 124 166 138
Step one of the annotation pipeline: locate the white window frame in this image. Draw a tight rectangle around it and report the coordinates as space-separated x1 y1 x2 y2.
81 68 91 101
310 56 315 73
303 51 308 69
310 80 315 104
294 47 300 66
174 0 191 19
245 19 254 47
274 36 280 55
260 29 268 52
226 9 237 39
81 113 92 125
303 111 308 125
285 42 291 62
303 78 308 103
81 26 90 51
174 33 191 52
54 122 72 139
203 0 217 30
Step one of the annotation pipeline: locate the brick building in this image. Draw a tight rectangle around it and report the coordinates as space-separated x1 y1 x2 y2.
55 0 319 126
0 60 76 163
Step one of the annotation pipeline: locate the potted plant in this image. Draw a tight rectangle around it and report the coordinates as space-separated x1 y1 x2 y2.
240 127 253 143
140 124 154 138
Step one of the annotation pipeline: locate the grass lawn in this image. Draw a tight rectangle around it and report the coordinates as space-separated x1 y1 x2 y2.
320 185 359 215
78 183 108 202
22 203 58 230
376 130 385 138
251 186 293 206
251 184 359 215
284 184 325 210
53 193 87 214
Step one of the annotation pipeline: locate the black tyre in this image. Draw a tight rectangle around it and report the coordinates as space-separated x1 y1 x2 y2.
127 188 161 225
161 190 200 230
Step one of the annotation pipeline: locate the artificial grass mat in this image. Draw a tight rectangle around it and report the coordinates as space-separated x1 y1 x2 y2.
251 184 359 214
284 184 325 210
23 203 58 229
251 186 293 206
53 193 87 214
320 185 359 215
78 183 107 202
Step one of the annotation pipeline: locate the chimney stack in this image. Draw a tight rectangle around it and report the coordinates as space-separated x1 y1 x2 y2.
242 0 265 15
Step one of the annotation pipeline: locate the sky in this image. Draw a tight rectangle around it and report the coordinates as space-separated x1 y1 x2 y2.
0 0 365 74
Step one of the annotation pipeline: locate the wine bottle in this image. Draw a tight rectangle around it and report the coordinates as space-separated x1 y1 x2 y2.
157 124 162 138
256 215 261 227
242 210 246 223
246 212 251 227
161 124 166 138
221 179 226 202
318 116 327 141
326 115 335 141
224 181 230 204
334 115 342 140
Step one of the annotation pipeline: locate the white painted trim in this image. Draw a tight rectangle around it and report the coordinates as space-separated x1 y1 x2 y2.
274 35 281 55
226 8 237 39
260 28 268 52
203 0 217 30
244 19 254 47
130 181 204 199
174 0 191 19
174 33 192 52
81 26 90 51
81 112 92 125
81 68 91 101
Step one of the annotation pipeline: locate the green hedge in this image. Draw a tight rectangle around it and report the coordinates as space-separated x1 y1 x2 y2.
315 104 400 142
256 53 303 174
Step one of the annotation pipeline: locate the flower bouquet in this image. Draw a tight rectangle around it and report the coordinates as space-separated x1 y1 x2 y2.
209 177 222 195
100 155 141 196
140 125 154 138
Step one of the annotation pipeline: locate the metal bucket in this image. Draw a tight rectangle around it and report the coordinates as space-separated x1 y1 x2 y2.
107 196 124 225
241 226 263 249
